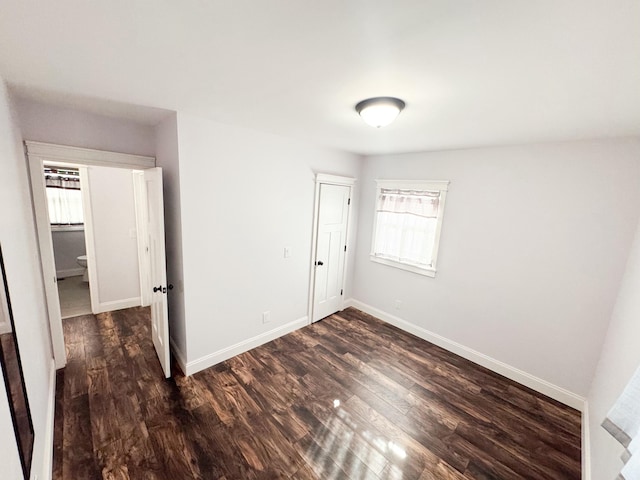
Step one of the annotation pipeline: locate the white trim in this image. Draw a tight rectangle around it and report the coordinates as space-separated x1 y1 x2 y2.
183 316 308 376
169 336 187 375
27 155 67 369
369 255 437 277
344 298 586 410
55 268 85 279
41 358 56 480
50 225 84 232
307 181 322 324
93 297 141 314
132 171 152 307
582 400 591 480
315 173 356 186
308 173 356 324
25 141 155 169
79 167 99 315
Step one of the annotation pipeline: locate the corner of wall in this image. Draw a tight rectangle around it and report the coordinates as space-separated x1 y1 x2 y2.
344 298 586 410
38 359 57 480
182 315 308 376
154 111 187 358
169 336 188 376
582 400 591 480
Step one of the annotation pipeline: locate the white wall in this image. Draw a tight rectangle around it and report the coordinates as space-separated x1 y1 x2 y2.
352 139 640 398
51 229 86 277
154 114 187 357
15 97 156 156
86 166 141 309
586 212 640 479
175 113 361 368
0 79 56 479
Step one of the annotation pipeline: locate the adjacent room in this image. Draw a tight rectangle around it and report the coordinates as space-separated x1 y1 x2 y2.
0 2 639 480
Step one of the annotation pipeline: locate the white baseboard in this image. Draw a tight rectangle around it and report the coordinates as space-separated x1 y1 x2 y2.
582 400 591 480
41 358 56 480
169 336 187 375
344 298 586 411
56 268 84 278
94 297 141 314
184 316 308 376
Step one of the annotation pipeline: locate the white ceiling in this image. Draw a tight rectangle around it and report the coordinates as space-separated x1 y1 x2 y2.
1 0 639 155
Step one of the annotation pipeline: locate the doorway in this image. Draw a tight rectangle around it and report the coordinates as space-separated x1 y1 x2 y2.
43 164 91 319
26 141 172 378
308 174 355 323
43 163 146 319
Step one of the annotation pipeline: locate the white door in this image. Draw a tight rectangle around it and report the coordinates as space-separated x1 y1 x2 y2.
27 159 67 368
144 168 171 378
313 183 350 322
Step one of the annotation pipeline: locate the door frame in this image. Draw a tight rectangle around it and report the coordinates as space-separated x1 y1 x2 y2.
133 171 152 308
307 173 356 324
25 141 155 369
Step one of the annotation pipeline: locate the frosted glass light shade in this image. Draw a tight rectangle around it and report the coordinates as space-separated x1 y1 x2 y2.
355 97 405 128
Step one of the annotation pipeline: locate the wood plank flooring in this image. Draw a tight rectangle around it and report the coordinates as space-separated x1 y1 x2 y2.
53 307 581 479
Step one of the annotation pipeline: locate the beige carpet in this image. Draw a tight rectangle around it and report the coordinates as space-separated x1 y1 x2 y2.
57 275 91 319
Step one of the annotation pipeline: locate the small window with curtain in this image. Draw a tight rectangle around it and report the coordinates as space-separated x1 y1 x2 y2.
370 180 449 277
44 166 84 229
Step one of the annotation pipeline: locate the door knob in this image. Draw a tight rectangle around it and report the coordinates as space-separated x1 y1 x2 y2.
168 284 174 290
315 261 324 266
153 285 162 292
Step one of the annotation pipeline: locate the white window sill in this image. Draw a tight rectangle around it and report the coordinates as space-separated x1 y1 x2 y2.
51 225 84 232
369 255 436 277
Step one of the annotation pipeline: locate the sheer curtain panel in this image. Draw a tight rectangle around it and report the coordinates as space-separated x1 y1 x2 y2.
45 169 83 225
373 189 441 267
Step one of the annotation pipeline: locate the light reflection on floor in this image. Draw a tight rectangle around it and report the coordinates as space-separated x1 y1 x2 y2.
303 398 407 479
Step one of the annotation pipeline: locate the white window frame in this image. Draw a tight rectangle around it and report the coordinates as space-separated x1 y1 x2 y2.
370 179 450 277
50 225 85 232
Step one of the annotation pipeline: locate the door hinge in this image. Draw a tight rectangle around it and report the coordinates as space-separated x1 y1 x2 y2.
340 289 343 295
348 198 351 205
344 245 347 252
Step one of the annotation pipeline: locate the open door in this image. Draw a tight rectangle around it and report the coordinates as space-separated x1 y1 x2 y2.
143 167 171 378
26 157 67 368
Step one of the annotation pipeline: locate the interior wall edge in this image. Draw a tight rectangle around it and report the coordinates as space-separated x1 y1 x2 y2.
183 315 308 376
169 336 187 376
41 359 56 480
582 399 591 480
344 298 586 411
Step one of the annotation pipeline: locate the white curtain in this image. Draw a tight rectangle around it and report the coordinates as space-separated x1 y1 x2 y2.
45 173 83 225
373 189 440 267
602 364 640 479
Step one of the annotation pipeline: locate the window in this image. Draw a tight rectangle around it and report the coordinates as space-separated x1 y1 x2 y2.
44 167 83 228
370 180 449 277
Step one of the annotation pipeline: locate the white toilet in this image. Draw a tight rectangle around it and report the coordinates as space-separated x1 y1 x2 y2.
76 255 89 282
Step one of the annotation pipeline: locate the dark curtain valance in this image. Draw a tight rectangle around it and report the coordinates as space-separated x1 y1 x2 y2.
44 167 80 190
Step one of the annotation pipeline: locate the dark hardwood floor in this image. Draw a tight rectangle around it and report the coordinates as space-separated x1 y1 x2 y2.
53 306 581 479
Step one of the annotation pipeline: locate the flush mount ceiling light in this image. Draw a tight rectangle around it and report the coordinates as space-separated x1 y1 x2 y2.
355 97 406 128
